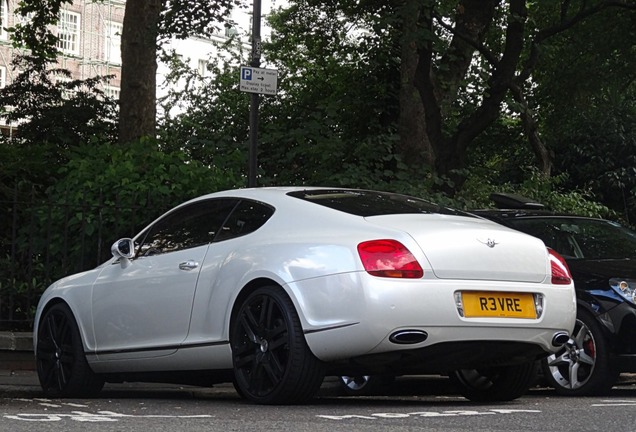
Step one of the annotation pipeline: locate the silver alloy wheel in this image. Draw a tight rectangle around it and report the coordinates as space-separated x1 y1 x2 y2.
340 375 372 392
544 318 596 390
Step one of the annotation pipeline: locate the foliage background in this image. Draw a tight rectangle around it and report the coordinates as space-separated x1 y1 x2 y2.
1 0 635 328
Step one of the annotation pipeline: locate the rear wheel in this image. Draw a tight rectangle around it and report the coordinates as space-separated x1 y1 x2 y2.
36 303 104 398
450 361 537 402
542 310 617 396
230 286 325 404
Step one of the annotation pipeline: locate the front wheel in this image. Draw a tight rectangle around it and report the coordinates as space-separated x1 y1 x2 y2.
230 286 325 404
542 310 617 396
36 303 104 398
450 361 537 402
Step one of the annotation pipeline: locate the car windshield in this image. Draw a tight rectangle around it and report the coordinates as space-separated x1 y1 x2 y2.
507 217 636 260
287 189 468 217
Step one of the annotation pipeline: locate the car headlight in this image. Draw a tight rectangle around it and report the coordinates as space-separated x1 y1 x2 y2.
609 278 636 304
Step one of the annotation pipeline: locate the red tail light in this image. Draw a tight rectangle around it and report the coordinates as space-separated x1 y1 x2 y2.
548 248 572 285
357 239 424 279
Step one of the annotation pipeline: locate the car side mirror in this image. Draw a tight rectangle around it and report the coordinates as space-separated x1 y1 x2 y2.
111 238 134 268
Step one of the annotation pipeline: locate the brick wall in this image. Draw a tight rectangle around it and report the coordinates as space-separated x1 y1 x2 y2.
0 0 124 92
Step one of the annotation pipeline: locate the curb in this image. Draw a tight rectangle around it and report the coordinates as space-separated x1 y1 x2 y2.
0 331 33 351
0 331 35 371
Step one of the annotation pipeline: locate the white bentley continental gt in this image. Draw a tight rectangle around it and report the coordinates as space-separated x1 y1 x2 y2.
33 187 576 404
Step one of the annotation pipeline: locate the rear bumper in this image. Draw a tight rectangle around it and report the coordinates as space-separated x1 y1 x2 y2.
290 271 576 363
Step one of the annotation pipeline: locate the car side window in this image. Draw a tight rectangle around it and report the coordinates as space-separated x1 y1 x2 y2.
215 199 274 242
137 199 238 256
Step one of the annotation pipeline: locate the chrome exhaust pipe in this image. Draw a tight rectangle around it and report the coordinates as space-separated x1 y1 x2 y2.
389 330 428 345
551 332 570 347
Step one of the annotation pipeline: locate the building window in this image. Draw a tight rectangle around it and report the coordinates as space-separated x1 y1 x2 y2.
56 10 80 55
15 11 34 29
224 26 238 38
197 59 209 76
104 85 120 101
0 66 6 88
104 20 122 64
0 0 8 41
55 76 74 99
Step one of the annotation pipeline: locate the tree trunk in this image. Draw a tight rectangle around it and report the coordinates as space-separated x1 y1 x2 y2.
406 0 500 191
119 0 162 144
509 83 553 176
398 0 433 168
425 0 525 193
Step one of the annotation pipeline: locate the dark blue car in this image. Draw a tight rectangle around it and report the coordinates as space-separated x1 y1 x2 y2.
473 193 636 396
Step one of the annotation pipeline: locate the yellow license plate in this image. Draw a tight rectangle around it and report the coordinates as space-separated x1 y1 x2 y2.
462 291 537 319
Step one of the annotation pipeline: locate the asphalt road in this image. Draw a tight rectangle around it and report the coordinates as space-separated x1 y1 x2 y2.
3 373 636 432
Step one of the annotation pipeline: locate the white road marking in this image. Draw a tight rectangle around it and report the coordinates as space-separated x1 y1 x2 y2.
317 409 541 420
4 410 214 422
592 400 636 407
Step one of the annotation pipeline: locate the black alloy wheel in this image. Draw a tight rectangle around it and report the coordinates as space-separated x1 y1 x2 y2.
36 303 104 397
450 361 537 402
230 286 325 404
542 310 617 396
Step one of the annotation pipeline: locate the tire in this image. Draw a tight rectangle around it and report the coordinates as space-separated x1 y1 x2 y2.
542 309 618 396
36 303 104 398
450 361 537 402
338 375 395 396
230 286 325 404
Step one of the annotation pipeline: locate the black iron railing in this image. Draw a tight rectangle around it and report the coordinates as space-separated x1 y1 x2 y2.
0 187 169 330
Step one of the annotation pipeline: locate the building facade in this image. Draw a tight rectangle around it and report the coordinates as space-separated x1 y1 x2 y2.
0 0 125 95
0 0 278 129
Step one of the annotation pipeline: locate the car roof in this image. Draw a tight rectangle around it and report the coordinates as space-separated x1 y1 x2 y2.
468 193 619 230
471 192 597 222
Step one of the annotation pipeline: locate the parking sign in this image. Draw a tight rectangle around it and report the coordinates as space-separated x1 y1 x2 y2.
239 66 278 96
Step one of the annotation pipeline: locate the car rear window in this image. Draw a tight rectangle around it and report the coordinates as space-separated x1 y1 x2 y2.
287 189 467 217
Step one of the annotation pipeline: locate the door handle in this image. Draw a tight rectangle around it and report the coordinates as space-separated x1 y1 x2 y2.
179 260 200 271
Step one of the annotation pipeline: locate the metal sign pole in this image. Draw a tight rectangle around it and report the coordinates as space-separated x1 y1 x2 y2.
248 0 262 188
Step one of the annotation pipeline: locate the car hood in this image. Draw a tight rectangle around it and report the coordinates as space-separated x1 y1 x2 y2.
364 214 548 283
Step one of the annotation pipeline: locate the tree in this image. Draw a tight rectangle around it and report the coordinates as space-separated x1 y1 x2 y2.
0 0 117 192
297 0 631 193
118 0 162 144
0 55 117 147
532 4 636 221
153 0 636 207
118 0 239 144
158 43 251 175
397 0 636 192
3 0 240 144
157 3 433 195
8 0 67 63
0 0 117 327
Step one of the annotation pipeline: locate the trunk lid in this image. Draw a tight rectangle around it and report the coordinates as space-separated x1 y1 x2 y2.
364 214 548 283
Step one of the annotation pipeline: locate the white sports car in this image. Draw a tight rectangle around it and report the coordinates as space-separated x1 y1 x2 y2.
33 187 576 404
